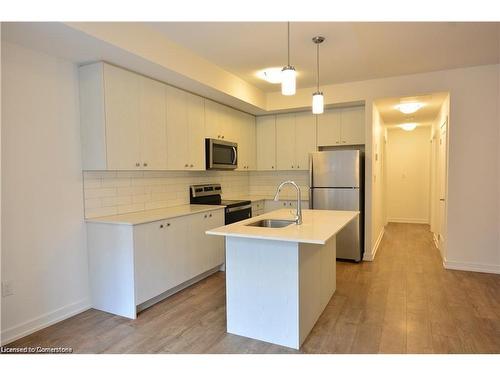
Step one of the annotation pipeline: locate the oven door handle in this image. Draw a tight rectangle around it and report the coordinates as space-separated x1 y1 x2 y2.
226 204 251 213
231 146 237 165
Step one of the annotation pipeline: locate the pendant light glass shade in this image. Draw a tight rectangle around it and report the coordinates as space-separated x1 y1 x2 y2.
281 66 296 96
312 92 324 114
312 36 325 114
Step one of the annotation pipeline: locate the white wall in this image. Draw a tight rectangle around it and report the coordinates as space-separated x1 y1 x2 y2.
368 105 386 260
1 42 90 344
386 126 431 224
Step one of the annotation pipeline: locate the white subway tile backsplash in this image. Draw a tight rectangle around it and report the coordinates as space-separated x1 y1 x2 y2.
82 169 309 219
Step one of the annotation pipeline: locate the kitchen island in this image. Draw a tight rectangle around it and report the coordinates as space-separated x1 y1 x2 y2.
206 208 358 349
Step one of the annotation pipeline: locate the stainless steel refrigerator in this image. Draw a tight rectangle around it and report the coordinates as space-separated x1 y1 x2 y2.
309 150 364 261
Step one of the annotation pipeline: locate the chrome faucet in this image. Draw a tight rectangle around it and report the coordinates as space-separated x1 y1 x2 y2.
273 180 303 225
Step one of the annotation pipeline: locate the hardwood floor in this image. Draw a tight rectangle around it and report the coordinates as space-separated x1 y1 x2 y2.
6 223 500 353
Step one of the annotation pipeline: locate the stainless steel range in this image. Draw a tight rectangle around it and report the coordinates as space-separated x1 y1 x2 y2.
189 184 251 225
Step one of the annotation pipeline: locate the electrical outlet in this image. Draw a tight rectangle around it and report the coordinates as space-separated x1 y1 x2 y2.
2 281 14 297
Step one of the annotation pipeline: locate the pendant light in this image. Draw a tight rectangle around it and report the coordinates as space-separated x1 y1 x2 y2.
281 22 296 96
312 36 325 114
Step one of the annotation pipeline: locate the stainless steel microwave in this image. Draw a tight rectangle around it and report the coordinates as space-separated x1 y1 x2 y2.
205 138 238 170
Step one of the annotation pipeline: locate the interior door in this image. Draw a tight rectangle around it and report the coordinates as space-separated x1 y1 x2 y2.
438 118 448 256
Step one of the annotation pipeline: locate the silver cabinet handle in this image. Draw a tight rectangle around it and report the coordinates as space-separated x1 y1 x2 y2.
271 166 274 169
217 135 221 139
209 213 212 217
185 164 189 167
143 162 148 167
342 141 346 143
221 135 225 139
190 164 194 167
135 162 140 167
291 165 294 168
297 165 300 169
336 141 340 144
204 214 207 218
167 223 170 227
160 224 164 228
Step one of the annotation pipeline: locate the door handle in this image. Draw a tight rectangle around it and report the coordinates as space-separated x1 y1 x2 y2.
231 146 237 165
440 198 445 201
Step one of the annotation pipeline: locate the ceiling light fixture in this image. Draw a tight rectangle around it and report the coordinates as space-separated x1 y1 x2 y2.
281 22 296 96
312 36 325 114
257 67 283 84
395 102 424 114
399 123 418 131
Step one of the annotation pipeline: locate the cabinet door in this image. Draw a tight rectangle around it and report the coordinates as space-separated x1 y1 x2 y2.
295 112 317 170
205 210 225 269
103 64 141 170
276 113 296 170
233 111 247 171
256 115 277 170
164 216 189 287
187 93 206 170
340 106 365 145
134 221 169 305
245 114 257 170
187 213 206 279
166 86 190 170
140 76 167 170
317 109 341 147
204 99 222 140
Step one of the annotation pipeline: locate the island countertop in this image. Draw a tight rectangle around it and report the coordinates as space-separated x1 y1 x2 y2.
206 208 359 245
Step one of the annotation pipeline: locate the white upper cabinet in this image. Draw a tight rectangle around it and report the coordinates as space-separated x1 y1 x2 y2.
102 63 142 170
205 99 235 142
166 86 206 170
235 111 256 171
275 112 317 170
140 76 168 170
256 115 277 171
294 112 317 170
276 113 296 170
340 106 365 145
317 109 342 146
79 62 167 170
317 106 365 147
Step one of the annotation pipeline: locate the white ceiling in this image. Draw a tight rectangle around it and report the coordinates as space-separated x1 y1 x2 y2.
146 22 499 92
375 92 448 127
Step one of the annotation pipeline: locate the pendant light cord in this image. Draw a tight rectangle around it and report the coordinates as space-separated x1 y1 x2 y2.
287 22 290 66
316 42 320 91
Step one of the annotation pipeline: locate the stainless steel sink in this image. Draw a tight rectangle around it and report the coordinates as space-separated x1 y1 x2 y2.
245 219 295 228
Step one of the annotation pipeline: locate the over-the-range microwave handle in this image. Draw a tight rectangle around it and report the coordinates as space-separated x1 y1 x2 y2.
232 146 237 165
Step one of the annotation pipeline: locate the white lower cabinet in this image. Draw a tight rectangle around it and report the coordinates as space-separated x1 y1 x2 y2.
251 200 265 216
87 208 224 319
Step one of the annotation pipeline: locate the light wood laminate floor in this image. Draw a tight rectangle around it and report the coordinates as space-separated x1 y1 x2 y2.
7 223 500 353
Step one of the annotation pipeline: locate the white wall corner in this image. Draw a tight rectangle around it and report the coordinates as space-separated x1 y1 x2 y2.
364 227 385 261
442 258 500 275
1 298 91 346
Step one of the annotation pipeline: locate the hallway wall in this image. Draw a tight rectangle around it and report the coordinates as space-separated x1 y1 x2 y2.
386 126 431 224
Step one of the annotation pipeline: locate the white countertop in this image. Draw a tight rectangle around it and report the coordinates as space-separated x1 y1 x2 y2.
206 208 358 245
85 204 225 225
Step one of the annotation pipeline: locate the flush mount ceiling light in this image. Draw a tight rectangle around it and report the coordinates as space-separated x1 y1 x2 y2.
395 102 424 114
257 67 283 84
281 22 296 96
399 123 418 131
312 36 325 114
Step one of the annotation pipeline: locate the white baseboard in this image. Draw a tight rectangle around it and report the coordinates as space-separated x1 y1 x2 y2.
387 217 429 224
443 259 500 275
364 227 385 261
1 298 91 346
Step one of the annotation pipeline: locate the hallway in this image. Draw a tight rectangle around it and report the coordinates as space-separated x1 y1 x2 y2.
7 224 500 353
